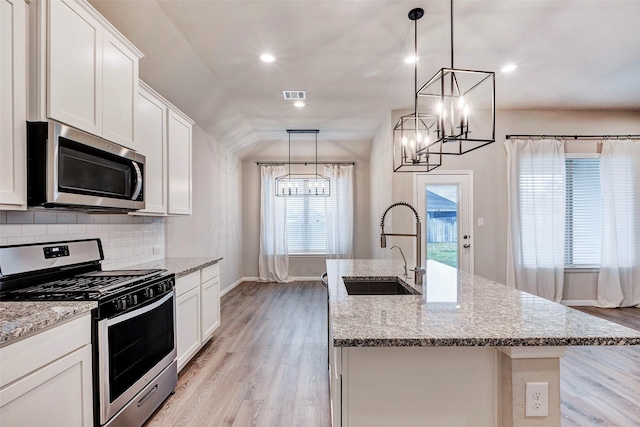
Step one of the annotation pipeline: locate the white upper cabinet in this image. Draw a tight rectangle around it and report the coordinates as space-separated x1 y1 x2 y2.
38 0 143 149
101 31 138 146
167 109 193 215
133 80 193 217
47 0 102 136
135 82 168 215
0 0 28 210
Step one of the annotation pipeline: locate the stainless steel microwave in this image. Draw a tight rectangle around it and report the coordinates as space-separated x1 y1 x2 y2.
27 121 145 212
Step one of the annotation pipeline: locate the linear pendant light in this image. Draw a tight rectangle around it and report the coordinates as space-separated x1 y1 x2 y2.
275 130 330 197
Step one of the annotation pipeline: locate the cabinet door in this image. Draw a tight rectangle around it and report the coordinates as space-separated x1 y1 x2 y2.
176 286 201 372
135 84 167 214
0 0 27 209
0 345 93 427
102 32 138 148
201 277 220 342
167 110 192 215
47 0 102 136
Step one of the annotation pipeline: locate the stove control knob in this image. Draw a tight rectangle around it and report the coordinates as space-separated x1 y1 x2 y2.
116 298 127 311
128 294 138 306
145 288 154 299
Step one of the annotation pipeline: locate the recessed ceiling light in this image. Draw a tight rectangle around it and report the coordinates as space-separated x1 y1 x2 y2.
404 55 419 64
294 101 305 108
501 64 517 73
260 53 276 63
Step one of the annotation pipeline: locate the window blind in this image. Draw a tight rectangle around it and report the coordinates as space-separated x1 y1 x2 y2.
564 157 602 266
286 193 327 255
285 177 346 255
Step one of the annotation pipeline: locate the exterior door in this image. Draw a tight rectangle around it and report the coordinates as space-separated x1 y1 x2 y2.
415 172 473 273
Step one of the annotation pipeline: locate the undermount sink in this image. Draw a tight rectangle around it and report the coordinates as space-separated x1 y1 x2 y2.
342 278 420 295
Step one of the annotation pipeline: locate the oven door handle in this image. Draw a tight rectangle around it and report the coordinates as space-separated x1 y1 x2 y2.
105 291 173 327
131 161 143 201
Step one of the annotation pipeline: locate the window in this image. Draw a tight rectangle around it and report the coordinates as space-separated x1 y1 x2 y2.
564 155 602 267
286 196 326 255
285 173 350 256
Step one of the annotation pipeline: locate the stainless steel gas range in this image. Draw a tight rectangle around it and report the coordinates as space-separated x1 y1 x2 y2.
0 238 177 427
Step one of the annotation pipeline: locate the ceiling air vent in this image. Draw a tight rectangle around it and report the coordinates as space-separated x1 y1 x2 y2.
283 90 306 100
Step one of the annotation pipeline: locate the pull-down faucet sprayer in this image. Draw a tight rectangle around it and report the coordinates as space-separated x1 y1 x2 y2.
380 202 426 286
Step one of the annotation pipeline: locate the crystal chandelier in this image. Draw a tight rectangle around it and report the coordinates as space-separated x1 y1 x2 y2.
275 130 330 197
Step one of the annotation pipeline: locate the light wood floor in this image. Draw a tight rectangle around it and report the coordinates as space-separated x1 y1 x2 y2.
145 281 330 427
561 306 640 426
146 282 640 426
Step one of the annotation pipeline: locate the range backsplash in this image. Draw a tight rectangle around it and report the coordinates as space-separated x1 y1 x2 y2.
0 210 165 270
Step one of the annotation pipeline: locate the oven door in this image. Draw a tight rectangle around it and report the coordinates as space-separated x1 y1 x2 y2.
98 291 176 425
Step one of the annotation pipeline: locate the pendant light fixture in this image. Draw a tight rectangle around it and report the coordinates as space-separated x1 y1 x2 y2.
393 8 443 173
417 0 495 155
275 130 330 197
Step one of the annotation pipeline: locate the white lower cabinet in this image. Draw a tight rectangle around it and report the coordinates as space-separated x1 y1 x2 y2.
200 276 220 342
0 314 93 427
175 262 221 373
176 284 201 371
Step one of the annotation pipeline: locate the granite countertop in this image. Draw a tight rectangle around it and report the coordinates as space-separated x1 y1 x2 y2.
128 257 223 278
327 259 640 348
0 257 221 347
0 301 97 347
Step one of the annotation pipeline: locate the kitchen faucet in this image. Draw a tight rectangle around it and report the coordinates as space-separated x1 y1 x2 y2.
380 202 426 286
390 246 408 277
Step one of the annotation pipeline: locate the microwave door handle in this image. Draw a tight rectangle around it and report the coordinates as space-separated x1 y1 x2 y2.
131 161 143 200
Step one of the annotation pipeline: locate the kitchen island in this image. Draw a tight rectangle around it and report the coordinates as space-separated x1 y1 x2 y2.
326 259 640 427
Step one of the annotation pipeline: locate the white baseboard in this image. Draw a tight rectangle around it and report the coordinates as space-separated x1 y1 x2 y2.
561 300 598 306
221 276 322 296
220 278 244 297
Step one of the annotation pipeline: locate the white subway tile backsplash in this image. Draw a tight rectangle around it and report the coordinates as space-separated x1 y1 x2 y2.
46 224 69 235
7 236 35 245
68 224 87 234
0 211 165 269
7 211 34 224
56 212 77 223
22 224 47 236
76 213 93 224
93 215 110 224
34 211 58 224
0 225 22 237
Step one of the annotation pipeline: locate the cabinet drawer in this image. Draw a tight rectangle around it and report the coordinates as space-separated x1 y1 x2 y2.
175 271 200 297
0 314 91 387
201 263 220 283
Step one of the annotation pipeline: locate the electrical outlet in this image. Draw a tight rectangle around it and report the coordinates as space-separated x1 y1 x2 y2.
153 246 161 255
477 217 484 227
525 382 549 417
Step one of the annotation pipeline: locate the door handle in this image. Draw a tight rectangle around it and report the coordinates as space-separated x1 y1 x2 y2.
463 244 471 248
131 161 143 200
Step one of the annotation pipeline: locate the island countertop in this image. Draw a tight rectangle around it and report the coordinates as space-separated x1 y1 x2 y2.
327 259 640 347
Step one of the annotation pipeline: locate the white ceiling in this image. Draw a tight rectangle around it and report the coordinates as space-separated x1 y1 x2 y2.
90 0 640 158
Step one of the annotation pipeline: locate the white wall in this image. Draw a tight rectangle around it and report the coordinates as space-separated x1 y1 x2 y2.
0 211 165 269
242 136 372 279
165 124 243 293
369 109 640 302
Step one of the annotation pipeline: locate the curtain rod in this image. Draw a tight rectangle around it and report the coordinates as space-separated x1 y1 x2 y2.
256 161 355 166
506 134 640 140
